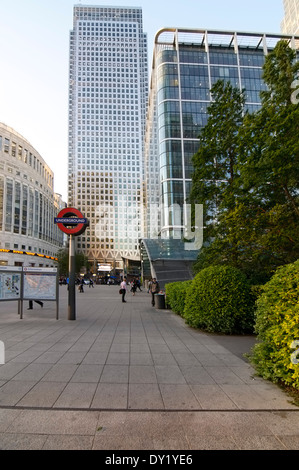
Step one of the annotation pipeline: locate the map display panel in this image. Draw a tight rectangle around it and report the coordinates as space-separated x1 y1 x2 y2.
0 267 22 300
23 267 57 300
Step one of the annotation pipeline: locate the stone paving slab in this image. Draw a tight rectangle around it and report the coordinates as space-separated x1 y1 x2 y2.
0 285 297 411
0 284 298 450
0 408 298 450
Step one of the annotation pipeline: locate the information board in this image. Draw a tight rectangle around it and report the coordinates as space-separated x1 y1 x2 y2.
0 267 22 300
23 267 57 300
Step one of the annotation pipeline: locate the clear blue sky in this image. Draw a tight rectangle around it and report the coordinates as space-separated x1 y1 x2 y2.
0 0 284 200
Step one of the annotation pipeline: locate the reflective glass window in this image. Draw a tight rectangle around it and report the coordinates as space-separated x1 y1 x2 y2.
156 49 178 65
5 179 13 231
181 102 208 139
34 190 39 238
240 68 267 102
239 51 265 67
0 176 3 230
160 140 183 180
22 185 28 235
158 101 181 140
14 182 21 234
209 50 238 66
180 65 210 100
157 63 179 100
28 187 34 237
179 48 208 64
161 180 185 212
184 140 200 178
210 66 239 87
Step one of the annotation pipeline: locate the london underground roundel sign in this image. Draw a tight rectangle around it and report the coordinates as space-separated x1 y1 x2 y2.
54 207 88 236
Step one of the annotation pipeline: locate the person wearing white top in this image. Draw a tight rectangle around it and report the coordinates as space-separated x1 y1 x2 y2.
120 277 127 303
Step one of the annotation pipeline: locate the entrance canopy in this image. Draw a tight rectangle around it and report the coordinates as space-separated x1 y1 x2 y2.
140 238 198 288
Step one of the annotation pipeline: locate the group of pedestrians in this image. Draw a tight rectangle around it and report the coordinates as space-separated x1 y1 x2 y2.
120 276 160 306
27 276 161 310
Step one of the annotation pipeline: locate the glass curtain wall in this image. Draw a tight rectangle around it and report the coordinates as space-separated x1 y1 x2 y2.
150 30 294 239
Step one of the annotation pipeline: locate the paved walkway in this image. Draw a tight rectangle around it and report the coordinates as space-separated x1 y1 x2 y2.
0 285 298 450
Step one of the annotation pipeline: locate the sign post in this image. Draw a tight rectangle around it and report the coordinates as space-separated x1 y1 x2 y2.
54 207 88 320
68 234 76 320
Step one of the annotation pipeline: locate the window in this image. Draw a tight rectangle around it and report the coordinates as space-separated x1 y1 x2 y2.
11 142 16 157
4 138 9 153
5 179 13 232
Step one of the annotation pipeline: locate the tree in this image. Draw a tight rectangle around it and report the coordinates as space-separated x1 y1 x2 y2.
56 248 90 277
238 40 299 217
191 40 299 284
193 202 299 285
235 40 299 281
190 80 246 233
189 80 247 274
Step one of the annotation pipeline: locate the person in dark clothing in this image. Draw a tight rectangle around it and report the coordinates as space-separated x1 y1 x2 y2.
131 278 137 296
150 278 160 306
79 278 84 292
28 300 43 310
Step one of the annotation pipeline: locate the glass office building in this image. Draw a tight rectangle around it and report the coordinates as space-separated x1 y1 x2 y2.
144 28 299 240
281 0 299 35
68 5 148 273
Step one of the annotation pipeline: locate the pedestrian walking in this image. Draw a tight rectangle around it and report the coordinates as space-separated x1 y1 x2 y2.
120 277 127 303
28 300 43 310
79 278 84 293
131 278 137 296
150 278 160 306
136 277 142 291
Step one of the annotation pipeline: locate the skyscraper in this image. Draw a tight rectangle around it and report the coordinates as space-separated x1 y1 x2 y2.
281 0 299 35
68 5 148 275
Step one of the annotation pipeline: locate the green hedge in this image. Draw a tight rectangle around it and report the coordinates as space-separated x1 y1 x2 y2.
183 265 255 334
250 260 299 389
165 280 192 315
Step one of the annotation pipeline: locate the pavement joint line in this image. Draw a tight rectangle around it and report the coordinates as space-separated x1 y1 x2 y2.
1 405 299 413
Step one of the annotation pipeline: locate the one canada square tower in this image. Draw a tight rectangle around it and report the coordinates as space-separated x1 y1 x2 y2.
68 5 148 274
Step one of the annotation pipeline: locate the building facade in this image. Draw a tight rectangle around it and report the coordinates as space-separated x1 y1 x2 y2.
68 5 148 274
143 28 299 241
0 123 65 267
281 0 299 35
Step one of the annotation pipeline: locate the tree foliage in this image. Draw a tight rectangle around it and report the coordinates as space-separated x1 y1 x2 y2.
165 280 192 315
183 265 255 334
56 248 90 276
250 260 299 389
190 80 245 232
191 40 299 284
238 41 299 217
